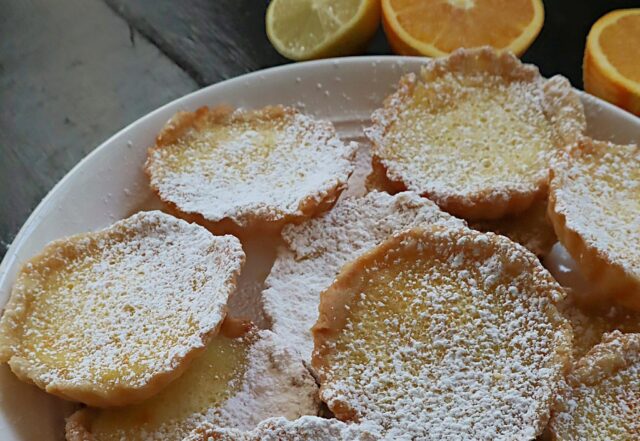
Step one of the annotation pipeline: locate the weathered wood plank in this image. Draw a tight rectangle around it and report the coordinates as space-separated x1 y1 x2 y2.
0 0 197 255
104 0 290 85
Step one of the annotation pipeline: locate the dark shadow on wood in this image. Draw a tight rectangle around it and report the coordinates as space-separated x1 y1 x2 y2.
103 0 290 86
104 0 640 90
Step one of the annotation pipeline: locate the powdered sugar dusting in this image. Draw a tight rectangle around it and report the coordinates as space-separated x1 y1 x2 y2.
69 330 318 440
340 141 373 199
315 227 571 440
541 75 587 145
146 106 357 227
365 48 584 215
261 191 464 360
186 416 384 441
213 331 319 429
551 139 640 277
0 211 244 400
145 330 318 439
550 331 640 440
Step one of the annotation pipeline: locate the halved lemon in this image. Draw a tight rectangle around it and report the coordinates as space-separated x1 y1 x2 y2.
584 9 640 116
266 0 381 61
382 0 544 57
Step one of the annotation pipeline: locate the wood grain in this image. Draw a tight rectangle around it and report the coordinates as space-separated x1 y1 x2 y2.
0 0 197 257
104 0 290 86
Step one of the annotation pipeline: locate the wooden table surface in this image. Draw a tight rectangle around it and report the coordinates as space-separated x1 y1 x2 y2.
1 0 637 257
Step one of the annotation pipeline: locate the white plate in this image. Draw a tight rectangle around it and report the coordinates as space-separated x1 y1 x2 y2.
0 56 638 440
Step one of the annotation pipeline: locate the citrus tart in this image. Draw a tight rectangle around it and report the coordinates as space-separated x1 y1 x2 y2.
549 331 640 440
312 226 572 438
146 105 357 235
0 211 244 407
261 190 463 360
65 320 319 440
548 137 640 309
365 47 586 220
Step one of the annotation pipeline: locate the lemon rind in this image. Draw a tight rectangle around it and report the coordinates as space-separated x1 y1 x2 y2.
266 0 381 61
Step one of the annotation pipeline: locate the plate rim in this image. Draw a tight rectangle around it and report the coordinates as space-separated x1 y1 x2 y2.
1 55 638 285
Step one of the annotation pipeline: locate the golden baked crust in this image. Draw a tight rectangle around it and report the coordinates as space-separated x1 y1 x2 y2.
262 191 464 360
145 105 357 235
0 211 244 407
557 289 640 361
65 321 319 440
365 47 585 220
549 331 640 440
470 197 557 257
548 138 640 309
185 416 382 441
364 156 406 194
312 226 572 439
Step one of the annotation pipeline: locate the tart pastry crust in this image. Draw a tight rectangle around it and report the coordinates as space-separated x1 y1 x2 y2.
146 105 357 235
366 47 585 220
0 211 244 407
262 191 463 360
549 331 640 440
65 323 319 440
470 197 557 257
312 226 571 439
548 138 640 309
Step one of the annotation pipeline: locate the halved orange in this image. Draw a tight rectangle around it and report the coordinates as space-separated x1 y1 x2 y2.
584 9 640 116
382 0 544 57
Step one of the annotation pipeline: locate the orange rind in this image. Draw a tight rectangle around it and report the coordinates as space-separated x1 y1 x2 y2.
382 0 545 57
583 9 640 116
